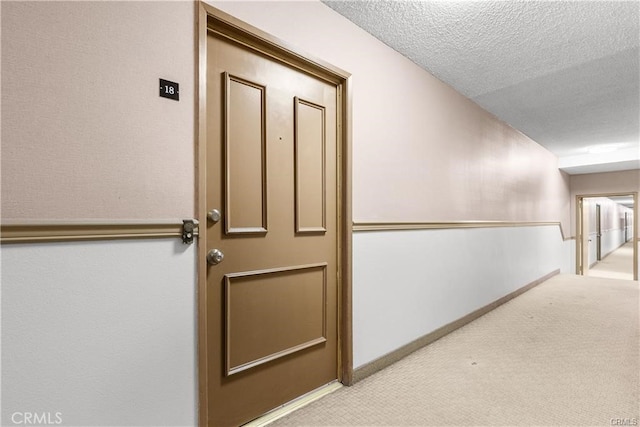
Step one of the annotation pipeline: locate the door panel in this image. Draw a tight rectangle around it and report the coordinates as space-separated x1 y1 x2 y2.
295 97 326 233
224 73 267 234
225 263 327 376
206 31 338 426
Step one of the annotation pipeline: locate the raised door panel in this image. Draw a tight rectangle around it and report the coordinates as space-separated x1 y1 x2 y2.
294 97 326 233
224 263 327 376
224 73 267 235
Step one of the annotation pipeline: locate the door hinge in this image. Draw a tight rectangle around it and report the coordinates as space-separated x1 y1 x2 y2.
182 219 199 244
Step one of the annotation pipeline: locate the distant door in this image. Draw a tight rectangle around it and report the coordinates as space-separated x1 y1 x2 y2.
596 204 602 261
204 28 339 426
625 212 629 242
580 198 590 275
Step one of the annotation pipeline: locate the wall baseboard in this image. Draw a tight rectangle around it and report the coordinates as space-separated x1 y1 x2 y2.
352 269 560 383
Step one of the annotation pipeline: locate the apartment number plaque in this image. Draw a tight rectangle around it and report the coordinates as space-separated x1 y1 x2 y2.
159 79 179 101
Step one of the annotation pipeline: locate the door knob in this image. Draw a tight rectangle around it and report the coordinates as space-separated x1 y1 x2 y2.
208 208 221 223
207 249 225 265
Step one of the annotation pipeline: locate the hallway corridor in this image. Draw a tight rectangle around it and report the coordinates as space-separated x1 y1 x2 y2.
267 274 639 426
588 241 635 281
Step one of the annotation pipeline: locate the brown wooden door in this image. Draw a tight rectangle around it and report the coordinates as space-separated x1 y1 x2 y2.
205 30 339 426
625 212 629 242
580 198 590 275
596 204 602 261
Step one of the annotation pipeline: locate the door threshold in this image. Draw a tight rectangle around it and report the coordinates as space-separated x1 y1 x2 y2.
243 381 342 427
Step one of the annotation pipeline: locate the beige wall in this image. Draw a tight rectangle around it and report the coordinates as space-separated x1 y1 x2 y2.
210 0 570 231
2 0 570 231
1 1 195 220
570 169 640 235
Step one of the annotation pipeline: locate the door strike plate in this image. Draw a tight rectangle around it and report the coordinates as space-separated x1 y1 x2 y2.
182 219 198 244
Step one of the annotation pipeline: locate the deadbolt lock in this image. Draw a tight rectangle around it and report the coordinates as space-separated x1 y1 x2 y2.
207 249 224 265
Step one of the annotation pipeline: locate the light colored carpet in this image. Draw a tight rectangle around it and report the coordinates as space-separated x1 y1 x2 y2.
271 274 639 426
588 241 635 281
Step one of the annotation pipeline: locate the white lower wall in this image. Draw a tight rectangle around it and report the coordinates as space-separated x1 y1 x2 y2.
601 228 628 257
561 238 576 275
1 225 573 422
1 239 197 426
588 228 630 267
352 225 565 368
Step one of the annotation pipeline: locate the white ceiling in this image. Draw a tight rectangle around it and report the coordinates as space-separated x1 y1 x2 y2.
322 0 640 175
608 195 635 208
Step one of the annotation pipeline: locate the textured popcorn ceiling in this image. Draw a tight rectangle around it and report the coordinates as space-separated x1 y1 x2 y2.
322 0 640 174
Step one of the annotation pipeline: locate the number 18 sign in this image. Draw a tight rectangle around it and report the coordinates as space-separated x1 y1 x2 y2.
159 79 179 101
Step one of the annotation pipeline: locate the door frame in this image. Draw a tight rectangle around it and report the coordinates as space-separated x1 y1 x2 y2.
576 192 638 280
196 3 353 425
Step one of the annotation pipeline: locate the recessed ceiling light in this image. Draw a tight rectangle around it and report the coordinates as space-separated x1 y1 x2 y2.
586 144 624 154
